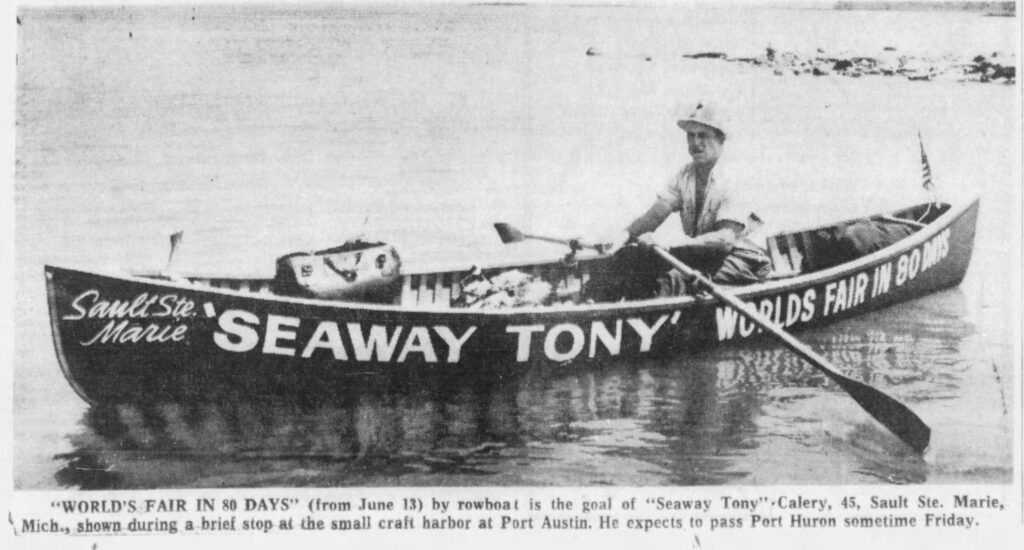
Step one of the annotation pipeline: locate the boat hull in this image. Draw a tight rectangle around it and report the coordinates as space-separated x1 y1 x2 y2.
46 199 979 404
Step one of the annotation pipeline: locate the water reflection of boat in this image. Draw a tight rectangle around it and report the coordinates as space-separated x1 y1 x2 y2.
56 303 967 488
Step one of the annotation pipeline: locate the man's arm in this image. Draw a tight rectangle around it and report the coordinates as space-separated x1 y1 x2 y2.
587 199 674 253
625 199 674 238
637 219 743 254
595 202 744 255
676 220 743 253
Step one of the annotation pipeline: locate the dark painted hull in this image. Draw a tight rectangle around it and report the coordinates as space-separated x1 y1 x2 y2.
46 199 979 404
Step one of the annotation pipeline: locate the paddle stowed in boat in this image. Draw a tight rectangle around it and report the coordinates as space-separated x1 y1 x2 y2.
646 244 930 453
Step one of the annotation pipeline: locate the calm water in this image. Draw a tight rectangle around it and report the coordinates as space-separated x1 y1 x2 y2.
14 4 1017 488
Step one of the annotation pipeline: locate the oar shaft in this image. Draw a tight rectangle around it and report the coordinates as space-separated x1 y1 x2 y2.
524 233 575 246
523 233 601 251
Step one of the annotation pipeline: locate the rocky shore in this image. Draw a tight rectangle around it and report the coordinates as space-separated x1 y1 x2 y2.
680 46 1015 84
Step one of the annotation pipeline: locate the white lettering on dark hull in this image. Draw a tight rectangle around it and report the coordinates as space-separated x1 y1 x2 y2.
64 290 196 321
212 312 677 364
65 290 195 346
81 320 188 346
213 311 478 364
714 228 953 342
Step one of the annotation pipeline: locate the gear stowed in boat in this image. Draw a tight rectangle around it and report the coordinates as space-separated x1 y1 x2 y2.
273 240 403 302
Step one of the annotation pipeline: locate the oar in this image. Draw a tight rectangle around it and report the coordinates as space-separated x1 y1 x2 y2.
647 244 930 453
493 222 931 452
494 222 602 251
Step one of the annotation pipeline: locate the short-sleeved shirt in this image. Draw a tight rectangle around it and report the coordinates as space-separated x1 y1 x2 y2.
656 161 766 253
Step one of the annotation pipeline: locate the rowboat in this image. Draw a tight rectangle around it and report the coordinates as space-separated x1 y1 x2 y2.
45 198 978 406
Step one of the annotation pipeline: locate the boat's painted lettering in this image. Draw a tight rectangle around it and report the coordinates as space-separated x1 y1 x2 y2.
715 288 815 342
758 297 778 325
397 326 437 362
80 320 188 346
715 306 742 341
67 291 196 346
64 290 195 321
896 228 950 286
907 248 922 279
895 255 909 286
627 315 669 353
506 315 669 362
921 238 939 271
785 292 803 326
801 289 816 322
823 272 869 316
715 227 953 342
506 325 545 362
346 324 403 362
263 314 300 356
301 321 348 360
431 325 477 363
589 320 622 358
212 312 477 364
738 314 757 337
544 323 585 362
214 309 260 352
871 262 892 298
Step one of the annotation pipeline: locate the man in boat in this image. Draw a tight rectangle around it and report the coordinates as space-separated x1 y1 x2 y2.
582 100 771 301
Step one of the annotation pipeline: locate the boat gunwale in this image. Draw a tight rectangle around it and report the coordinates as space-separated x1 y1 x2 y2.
43 196 979 319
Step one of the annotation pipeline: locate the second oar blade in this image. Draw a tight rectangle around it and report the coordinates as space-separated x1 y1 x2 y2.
494 222 526 244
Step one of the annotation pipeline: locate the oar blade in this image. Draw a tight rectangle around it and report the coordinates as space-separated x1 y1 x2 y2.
494 222 526 244
825 372 931 453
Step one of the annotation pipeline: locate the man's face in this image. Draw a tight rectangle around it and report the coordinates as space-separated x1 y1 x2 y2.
686 126 724 166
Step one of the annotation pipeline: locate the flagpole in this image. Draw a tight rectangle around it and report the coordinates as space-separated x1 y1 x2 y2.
917 131 938 222
919 131 937 199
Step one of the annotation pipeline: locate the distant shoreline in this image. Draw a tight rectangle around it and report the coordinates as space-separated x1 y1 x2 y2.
21 3 1018 16
676 46 1015 84
472 1 1017 16
833 1 1015 16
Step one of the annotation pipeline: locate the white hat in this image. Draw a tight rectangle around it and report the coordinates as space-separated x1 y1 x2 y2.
676 100 727 138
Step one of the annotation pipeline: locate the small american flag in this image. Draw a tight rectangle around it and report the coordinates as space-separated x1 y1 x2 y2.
918 132 934 192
